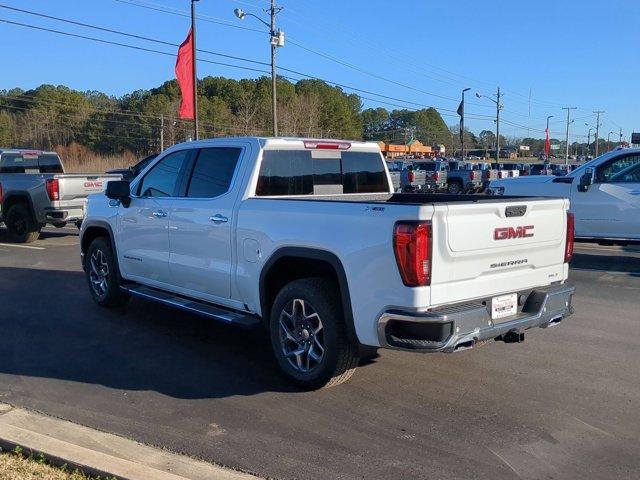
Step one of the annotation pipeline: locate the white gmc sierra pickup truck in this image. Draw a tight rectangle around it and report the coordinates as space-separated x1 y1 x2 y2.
80 137 575 389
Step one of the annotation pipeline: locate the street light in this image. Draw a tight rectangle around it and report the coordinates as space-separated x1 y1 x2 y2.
584 123 594 158
234 2 284 137
607 131 615 152
460 88 470 159
476 88 502 161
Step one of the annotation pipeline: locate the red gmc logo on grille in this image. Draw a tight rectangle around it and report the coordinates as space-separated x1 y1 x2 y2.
84 181 103 188
494 225 534 240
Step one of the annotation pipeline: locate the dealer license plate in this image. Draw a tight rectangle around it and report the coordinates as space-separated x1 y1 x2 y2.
491 293 518 321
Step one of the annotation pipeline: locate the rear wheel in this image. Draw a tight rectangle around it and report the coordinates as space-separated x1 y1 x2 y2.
447 181 463 194
269 278 359 389
85 237 129 308
5 204 40 243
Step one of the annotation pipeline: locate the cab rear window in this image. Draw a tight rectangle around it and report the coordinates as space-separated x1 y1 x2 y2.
255 150 388 196
0 153 63 173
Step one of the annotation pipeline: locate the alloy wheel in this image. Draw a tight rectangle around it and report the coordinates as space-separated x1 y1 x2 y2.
278 298 325 373
89 249 110 298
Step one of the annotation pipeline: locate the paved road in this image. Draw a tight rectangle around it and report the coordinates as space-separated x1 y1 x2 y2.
1 227 639 480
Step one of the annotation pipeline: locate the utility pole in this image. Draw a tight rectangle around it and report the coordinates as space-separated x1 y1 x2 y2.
619 128 623 146
495 87 501 161
586 128 592 158
191 0 199 140
269 0 281 137
160 114 164 152
563 107 577 165
593 110 604 157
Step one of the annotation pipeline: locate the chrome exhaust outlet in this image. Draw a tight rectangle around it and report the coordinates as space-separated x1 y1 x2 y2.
454 340 475 352
544 316 563 328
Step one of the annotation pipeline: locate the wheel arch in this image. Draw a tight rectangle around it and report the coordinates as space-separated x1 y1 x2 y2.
80 221 121 278
2 191 37 222
259 247 358 347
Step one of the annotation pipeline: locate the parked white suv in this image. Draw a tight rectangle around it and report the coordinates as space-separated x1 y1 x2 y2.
81 137 575 388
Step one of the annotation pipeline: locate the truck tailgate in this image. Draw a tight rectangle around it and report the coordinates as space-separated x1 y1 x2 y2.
430 198 568 305
57 174 122 201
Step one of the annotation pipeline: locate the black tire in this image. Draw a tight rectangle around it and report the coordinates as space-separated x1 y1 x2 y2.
447 181 463 194
85 236 129 308
5 204 40 243
269 278 359 389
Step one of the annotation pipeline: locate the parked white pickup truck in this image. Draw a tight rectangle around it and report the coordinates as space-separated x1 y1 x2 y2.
80 137 575 389
0 149 121 242
488 148 640 242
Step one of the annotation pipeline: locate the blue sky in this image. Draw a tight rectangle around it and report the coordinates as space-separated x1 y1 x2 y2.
0 0 638 140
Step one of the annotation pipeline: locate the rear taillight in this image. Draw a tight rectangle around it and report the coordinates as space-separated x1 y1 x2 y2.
393 221 432 287
432 172 439 181
483 170 491 180
565 212 575 263
45 178 59 201
508 171 515 177
498 171 505 179
408 171 415 182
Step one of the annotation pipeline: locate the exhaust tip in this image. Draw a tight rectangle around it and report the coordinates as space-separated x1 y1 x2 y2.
546 316 563 327
454 340 475 352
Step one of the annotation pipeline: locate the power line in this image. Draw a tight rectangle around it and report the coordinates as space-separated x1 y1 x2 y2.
0 11 496 118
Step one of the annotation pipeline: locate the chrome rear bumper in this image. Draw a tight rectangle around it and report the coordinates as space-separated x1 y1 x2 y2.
377 283 575 352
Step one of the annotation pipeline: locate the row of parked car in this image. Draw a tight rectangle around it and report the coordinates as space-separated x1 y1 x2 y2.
386 158 578 194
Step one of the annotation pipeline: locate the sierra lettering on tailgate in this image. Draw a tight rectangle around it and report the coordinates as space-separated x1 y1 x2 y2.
494 225 534 240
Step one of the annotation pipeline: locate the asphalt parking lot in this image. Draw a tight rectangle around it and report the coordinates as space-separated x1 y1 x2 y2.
1 227 639 480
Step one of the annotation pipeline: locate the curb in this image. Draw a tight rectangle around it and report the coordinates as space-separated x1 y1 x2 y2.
0 402 259 480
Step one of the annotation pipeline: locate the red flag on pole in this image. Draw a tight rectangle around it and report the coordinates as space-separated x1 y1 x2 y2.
544 127 551 158
175 28 194 119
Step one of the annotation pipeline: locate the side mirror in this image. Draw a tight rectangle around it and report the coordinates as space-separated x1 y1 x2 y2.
578 167 594 192
105 180 131 207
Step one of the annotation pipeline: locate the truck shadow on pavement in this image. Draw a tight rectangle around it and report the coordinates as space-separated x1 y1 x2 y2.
570 251 640 276
0 266 302 399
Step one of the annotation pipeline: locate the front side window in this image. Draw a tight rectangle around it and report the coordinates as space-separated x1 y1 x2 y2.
186 147 242 198
597 155 640 183
138 150 190 197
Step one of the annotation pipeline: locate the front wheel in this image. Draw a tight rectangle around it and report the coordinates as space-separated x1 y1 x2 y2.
269 278 359 389
85 237 129 308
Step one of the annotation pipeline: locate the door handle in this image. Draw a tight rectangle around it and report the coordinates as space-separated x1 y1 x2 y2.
152 210 167 218
209 214 229 224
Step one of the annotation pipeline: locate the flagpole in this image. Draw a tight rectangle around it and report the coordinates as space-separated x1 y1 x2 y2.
191 0 199 140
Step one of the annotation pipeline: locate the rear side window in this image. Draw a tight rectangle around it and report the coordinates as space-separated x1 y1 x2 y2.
256 150 388 196
256 150 313 196
138 150 190 197
186 147 241 198
0 153 62 173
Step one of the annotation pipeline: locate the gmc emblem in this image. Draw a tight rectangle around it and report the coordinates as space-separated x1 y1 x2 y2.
84 181 103 188
494 225 534 240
